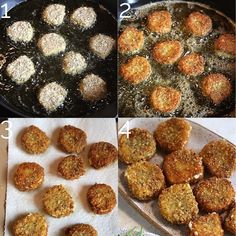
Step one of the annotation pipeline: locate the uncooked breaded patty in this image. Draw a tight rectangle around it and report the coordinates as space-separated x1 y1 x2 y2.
125 161 165 201
120 56 152 84
6 55 35 84
163 149 204 185
199 139 236 178
152 40 183 65
0 54 6 69
147 10 172 34
150 86 181 113
194 177 235 213
7 21 34 43
42 4 66 26
188 213 223 236
67 224 98 236
14 162 44 191
58 125 87 154
119 128 156 164
158 183 199 224
13 213 48 236
43 185 74 218
224 205 236 234
58 155 85 180
88 142 118 169
38 82 68 112
185 11 212 37
89 34 115 59
154 118 192 153
201 73 232 105
118 26 144 54
214 34 236 58
87 183 116 214
38 33 66 56
178 53 205 76
21 125 50 154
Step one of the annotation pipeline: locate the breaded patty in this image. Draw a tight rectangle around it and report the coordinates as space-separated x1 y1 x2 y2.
87 183 116 214
67 224 98 236
21 125 50 154
118 26 144 54
199 139 236 178
201 73 232 105
224 205 236 234
58 155 85 180
14 162 44 191
88 142 118 169
158 183 199 224
194 177 235 213
147 10 172 34
152 40 183 65
118 128 156 164
58 125 87 154
0 54 6 69
150 86 181 113
189 213 223 236
120 56 152 84
163 149 204 185
13 213 48 236
185 11 212 37
178 53 205 76
43 185 74 218
214 34 236 58
125 161 165 200
154 118 192 153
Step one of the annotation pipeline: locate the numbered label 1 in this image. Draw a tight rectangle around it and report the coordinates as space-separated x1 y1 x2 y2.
120 3 131 19
1 120 12 140
1 3 11 19
119 121 131 138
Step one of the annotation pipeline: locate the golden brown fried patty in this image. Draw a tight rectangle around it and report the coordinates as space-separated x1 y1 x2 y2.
200 140 236 178
201 73 232 105
163 149 204 185
21 125 50 154
147 10 172 34
13 213 48 236
87 183 116 214
185 11 212 36
43 185 74 218
158 183 199 224
58 125 87 154
125 161 165 200
194 177 235 213
189 213 223 236
119 128 156 164
214 34 236 58
118 27 144 54
14 162 44 191
154 118 192 153
178 53 205 76
120 56 152 84
152 40 183 65
67 224 98 236
88 142 118 169
58 155 85 180
224 205 236 234
150 86 181 113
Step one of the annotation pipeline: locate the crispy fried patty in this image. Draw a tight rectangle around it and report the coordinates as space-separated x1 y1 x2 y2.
67 224 98 236
224 205 236 234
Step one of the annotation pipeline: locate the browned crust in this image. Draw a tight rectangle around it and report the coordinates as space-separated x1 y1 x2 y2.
194 177 235 213
58 125 87 154
214 34 236 56
14 162 44 191
119 56 152 84
67 224 98 236
58 155 85 180
87 183 116 215
224 205 236 234
88 142 118 169
21 125 50 154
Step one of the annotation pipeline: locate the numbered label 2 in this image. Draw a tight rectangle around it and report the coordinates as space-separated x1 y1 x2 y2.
120 3 131 19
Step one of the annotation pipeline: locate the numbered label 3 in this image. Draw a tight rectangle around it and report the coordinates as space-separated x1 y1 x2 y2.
1 120 12 140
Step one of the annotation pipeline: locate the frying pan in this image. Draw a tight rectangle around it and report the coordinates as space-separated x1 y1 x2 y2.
0 0 117 117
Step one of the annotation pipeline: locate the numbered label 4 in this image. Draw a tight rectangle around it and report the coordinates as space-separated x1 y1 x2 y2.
1 120 12 140
1 3 11 19
120 3 131 19
119 121 131 138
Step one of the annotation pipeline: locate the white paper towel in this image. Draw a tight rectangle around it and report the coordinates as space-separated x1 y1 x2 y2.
5 118 118 236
